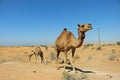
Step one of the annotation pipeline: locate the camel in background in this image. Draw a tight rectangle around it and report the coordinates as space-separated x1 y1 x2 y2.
29 47 44 63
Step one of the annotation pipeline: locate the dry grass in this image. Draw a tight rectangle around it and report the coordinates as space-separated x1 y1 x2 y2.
108 53 116 61
62 72 88 80
50 52 56 61
87 55 92 60
116 41 120 45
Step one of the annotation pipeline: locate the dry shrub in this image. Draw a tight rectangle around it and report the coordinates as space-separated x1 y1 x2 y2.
50 52 56 61
116 41 120 45
43 57 51 65
74 55 80 61
108 53 116 61
82 44 94 50
0 58 6 64
62 72 76 80
62 72 88 80
87 55 92 60
40 45 48 50
96 46 101 50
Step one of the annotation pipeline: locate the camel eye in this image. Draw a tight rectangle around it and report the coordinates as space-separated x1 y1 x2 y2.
81 25 84 27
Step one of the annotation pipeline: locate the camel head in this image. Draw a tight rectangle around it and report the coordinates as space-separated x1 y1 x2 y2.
78 24 92 32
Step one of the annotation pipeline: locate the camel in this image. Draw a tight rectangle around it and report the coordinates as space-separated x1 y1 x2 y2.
55 24 92 72
29 47 44 63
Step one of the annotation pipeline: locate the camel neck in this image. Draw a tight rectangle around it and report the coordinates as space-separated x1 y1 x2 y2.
78 31 85 41
75 31 85 48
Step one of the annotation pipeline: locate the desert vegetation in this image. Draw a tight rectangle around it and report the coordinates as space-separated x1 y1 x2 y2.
0 43 120 80
116 41 120 45
62 72 88 80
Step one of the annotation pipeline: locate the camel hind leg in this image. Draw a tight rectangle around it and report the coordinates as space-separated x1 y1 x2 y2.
39 52 44 63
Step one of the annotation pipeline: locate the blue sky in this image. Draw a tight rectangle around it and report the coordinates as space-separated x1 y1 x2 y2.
0 0 120 45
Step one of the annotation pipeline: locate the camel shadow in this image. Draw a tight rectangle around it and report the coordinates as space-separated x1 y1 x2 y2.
59 66 96 74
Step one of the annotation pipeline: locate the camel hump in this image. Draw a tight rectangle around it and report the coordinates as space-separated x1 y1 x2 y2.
63 28 67 31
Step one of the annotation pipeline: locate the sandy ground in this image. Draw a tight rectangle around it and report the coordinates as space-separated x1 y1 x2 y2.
0 44 120 80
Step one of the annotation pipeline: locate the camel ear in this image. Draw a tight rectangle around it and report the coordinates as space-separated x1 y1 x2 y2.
78 24 80 28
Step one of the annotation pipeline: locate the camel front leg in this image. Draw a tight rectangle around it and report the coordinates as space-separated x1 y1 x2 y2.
64 51 67 72
29 53 34 62
35 54 37 63
71 48 76 72
56 50 60 70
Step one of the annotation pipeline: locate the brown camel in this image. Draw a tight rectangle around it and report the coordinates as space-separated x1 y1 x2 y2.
29 47 44 63
55 24 92 72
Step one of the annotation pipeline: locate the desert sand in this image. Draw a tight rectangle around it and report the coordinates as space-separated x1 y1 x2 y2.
0 44 120 80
